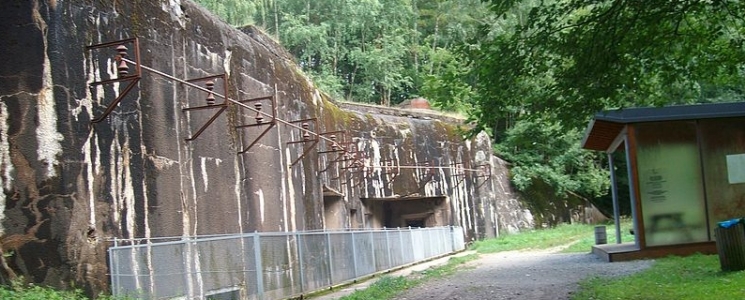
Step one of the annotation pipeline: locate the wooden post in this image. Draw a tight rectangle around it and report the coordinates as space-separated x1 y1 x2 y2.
715 222 745 272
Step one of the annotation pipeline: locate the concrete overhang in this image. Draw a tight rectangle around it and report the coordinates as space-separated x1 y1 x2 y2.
362 195 446 202
322 185 344 197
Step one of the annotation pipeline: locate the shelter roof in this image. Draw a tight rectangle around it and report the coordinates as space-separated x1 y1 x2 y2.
581 102 745 151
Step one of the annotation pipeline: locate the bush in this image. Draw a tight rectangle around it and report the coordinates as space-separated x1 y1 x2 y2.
0 282 89 300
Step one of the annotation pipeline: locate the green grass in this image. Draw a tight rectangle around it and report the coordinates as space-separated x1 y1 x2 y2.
469 219 635 254
471 223 590 253
339 253 478 300
338 276 413 300
0 280 129 300
561 221 636 253
340 220 745 300
573 253 745 300
0 283 89 300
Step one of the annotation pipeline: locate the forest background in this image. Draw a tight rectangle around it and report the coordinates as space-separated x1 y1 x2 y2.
195 0 745 226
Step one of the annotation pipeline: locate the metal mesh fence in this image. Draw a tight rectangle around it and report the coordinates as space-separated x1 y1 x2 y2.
109 226 465 299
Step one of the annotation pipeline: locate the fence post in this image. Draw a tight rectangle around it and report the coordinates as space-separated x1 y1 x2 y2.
296 232 305 293
183 238 195 299
326 231 334 285
385 228 392 269
398 228 404 264
436 228 442 254
108 240 119 297
450 226 456 251
409 226 415 261
369 230 376 272
253 232 264 299
351 231 358 278
428 228 434 258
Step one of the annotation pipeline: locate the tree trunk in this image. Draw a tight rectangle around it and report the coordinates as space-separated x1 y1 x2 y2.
412 0 419 72
273 0 280 40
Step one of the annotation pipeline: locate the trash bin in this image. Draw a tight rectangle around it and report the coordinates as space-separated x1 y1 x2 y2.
715 218 745 272
594 226 607 245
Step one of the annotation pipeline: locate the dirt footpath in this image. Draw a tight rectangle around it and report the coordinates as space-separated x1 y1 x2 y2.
391 249 653 300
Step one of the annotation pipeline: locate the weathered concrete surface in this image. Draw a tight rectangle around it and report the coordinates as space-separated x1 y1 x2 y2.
0 0 533 296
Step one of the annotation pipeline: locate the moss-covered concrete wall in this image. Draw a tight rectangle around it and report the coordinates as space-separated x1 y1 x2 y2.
0 0 532 295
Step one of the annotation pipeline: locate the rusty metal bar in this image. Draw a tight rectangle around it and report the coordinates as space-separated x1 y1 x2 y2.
120 56 351 154
235 93 277 153
286 118 318 145
340 161 364 170
317 130 346 154
182 74 229 141
381 159 400 187
185 106 228 141
338 144 363 171
291 139 318 166
475 164 492 188
352 169 366 189
88 75 139 87
106 43 493 175
418 161 436 180
238 122 276 154
286 118 319 166
450 162 466 187
334 169 348 184
320 152 345 174
90 78 141 123
87 38 142 123
317 130 347 174
182 104 227 112
238 95 275 103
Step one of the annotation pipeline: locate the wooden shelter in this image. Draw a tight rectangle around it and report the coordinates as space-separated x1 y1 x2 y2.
581 102 745 261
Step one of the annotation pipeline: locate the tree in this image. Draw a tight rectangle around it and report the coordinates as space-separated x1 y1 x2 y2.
494 117 609 225
472 0 745 130
195 0 257 26
196 0 492 107
421 0 744 223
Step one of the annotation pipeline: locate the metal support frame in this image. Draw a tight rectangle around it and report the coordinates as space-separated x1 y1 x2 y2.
88 38 367 166
317 130 347 153
475 164 492 188
418 161 436 182
322 134 355 170
286 118 319 166
381 159 399 187
86 38 142 124
450 162 466 186
318 130 348 173
322 151 347 176
338 143 365 171
181 74 229 141
235 94 277 153
334 141 366 188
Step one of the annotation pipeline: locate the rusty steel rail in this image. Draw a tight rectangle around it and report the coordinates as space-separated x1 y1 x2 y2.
119 56 489 173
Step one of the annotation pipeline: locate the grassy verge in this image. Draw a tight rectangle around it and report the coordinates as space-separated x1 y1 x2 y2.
472 220 633 254
339 219 635 300
337 277 412 300
573 253 745 300
561 221 635 253
0 279 128 300
339 254 478 300
470 223 591 253
340 220 744 300
0 284 89 300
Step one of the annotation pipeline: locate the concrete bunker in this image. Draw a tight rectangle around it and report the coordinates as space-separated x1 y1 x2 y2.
363 196 449 228
0 1 535 295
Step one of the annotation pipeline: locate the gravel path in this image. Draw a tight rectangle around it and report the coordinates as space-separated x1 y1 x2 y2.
391 248 653 300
